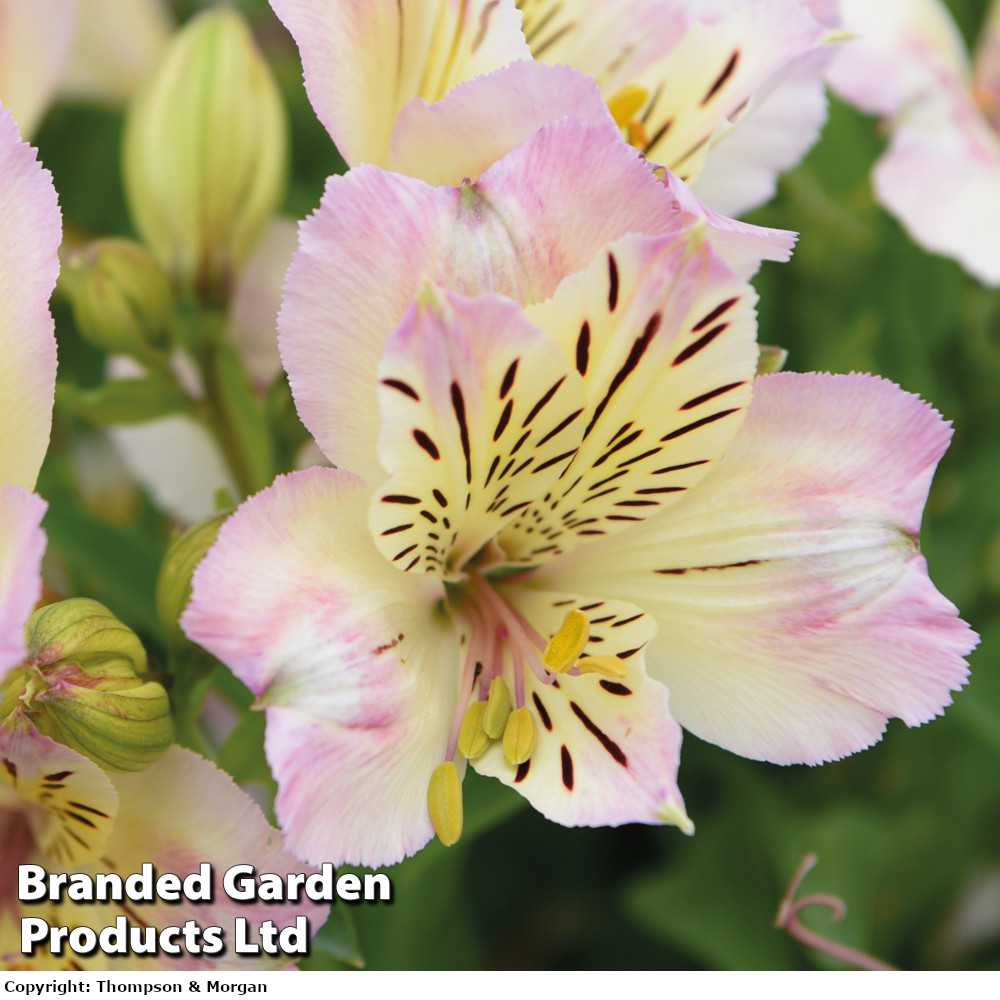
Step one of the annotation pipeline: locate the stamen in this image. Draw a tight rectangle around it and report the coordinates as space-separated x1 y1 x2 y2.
444 601 488 762
427 762 463 848
607 83 649 130
543 609 590 673
627 119 650 149
457 702 490 759
483 677 512 739
576 655 628 679
502 707 537 766
469 575 553 689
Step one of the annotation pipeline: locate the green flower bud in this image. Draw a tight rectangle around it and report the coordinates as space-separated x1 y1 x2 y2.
756 345 789 376
122 7 287 303
0 599 173 773
156 510 229 645
60 238 174 358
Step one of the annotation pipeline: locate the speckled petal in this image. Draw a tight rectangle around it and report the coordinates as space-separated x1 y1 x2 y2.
532 373 976 765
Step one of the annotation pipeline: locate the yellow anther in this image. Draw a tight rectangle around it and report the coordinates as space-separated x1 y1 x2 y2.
482 677 512 739
576 655 629 679
427 761 464 847
543 609 590 674
502 707 537 766
626 119 650 149
607 83 650 130
457 701 490 759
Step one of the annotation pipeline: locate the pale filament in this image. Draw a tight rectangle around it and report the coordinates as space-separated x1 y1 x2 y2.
444 573 560 762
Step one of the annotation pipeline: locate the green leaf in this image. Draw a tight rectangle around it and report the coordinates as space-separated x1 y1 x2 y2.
37 456 165 640
56 377 195 425
216 709 274 789
624 805 801 970
299 907 364 970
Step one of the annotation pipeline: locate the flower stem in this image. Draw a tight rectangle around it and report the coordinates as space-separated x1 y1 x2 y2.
775 853 897 971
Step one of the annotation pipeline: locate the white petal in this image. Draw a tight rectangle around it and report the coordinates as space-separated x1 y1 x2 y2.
108 415 235 525
59 0 172 107
826 0 972 117
690 46 831 217
183 468 460 867
873 99 1000 286
0 485 46 673
0 1 77 136
0 105 60 491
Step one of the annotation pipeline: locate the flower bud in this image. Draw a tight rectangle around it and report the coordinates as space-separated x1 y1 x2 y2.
756 345 788 376
156 509 229 644
0 599 173 772
60 238 174 357
122 7 287 303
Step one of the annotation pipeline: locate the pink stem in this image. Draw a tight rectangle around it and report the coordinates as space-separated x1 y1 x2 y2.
775 853 897 971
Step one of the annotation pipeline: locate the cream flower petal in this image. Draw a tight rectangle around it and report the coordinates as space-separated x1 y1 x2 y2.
0 485 46 674
531 373 976 765
689 46 831 217
0 724 118 869
100 746 328 970
0 105 60 492
270 0 530 166
183 468 460 866
501 231 758 562
0 1 77 136
372 290 585 577
58 0 172 107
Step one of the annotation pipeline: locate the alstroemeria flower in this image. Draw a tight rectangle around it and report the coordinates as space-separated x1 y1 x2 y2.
824 0 1000 285
515 0 839 215
0 725 327 970
183 117 974 867
272 0 838 215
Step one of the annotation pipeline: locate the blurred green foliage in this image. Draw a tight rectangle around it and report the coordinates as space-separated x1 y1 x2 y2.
27 0 999 972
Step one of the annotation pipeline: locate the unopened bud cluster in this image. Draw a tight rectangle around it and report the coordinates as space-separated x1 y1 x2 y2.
0 599 173 772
